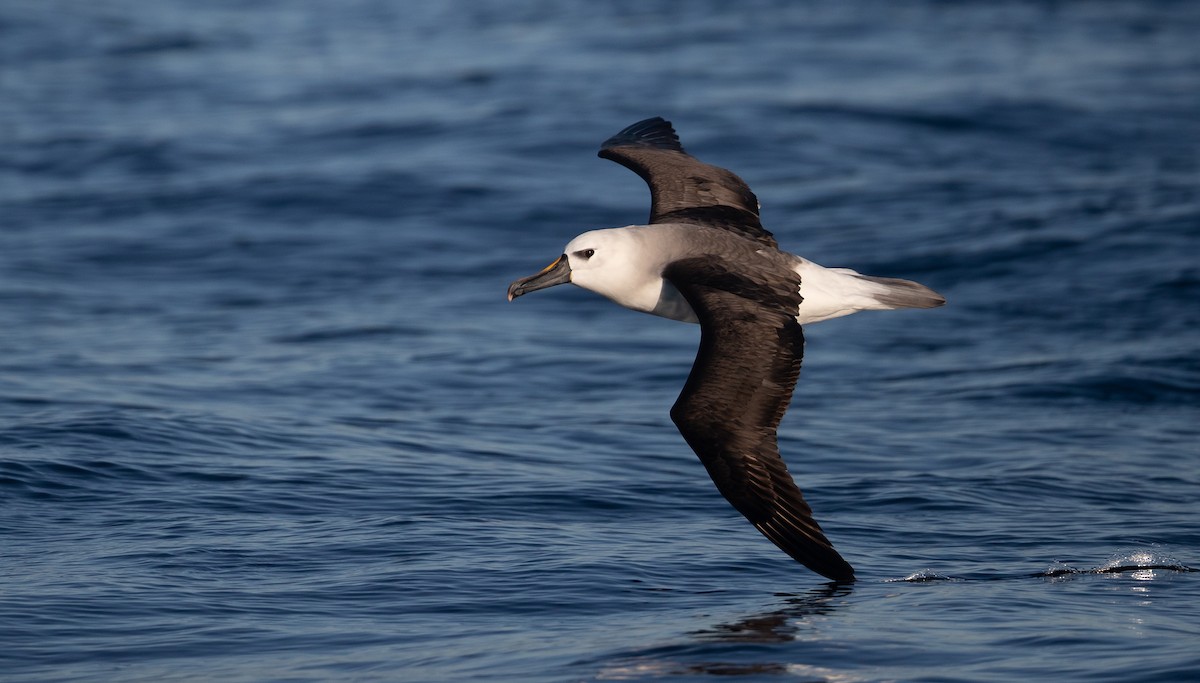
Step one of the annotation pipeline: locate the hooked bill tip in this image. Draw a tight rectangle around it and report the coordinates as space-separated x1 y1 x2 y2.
506 255 571 302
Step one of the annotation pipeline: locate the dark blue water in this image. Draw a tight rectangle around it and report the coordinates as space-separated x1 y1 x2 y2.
3 1 1199 681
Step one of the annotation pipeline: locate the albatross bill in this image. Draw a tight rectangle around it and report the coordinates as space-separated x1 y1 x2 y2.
507 254 571 301
508 117 945 582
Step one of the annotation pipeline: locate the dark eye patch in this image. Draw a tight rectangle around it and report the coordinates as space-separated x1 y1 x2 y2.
574 248 595 259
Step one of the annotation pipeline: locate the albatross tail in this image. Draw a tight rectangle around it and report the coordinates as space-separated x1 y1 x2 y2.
851 274 946 310
792 260 945 324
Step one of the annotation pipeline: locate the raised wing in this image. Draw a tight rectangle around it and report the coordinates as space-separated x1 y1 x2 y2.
662 256 855 582
599 117 777 248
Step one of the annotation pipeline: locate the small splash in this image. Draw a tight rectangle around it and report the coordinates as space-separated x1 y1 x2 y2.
1095 548 1193 575
1036 548 1195 580
885 569 958 583
1040 560 1083 579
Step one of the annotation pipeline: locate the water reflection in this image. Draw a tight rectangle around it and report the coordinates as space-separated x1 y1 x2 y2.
594 583 855 680
690 583 853 644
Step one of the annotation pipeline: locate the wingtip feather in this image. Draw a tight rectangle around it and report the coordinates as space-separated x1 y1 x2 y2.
599 116 684 153
754 517 856 582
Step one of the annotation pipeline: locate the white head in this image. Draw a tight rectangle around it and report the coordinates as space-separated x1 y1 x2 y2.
507 226 668 315
562 228 652 303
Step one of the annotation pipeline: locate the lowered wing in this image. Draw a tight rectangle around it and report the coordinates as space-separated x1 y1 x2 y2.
663 255 854 582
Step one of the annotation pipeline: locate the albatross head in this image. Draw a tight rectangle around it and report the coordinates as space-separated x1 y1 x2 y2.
507 227 665 314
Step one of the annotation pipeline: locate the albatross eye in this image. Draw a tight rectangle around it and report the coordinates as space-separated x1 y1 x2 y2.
574 248 595 260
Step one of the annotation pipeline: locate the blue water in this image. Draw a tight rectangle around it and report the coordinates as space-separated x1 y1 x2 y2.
2 1 1198 681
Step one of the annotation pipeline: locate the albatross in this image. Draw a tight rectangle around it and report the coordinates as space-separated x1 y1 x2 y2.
507 117 944 582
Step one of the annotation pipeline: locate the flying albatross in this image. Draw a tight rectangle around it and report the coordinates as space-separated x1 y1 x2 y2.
507 117 945 582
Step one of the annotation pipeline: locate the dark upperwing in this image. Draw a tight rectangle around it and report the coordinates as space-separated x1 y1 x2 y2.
598 117 778 249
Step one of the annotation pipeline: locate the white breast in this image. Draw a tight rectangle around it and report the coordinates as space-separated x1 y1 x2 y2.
649 279 699 323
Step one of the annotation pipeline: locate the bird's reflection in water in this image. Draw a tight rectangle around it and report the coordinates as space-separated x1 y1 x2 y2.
691 582 852 644
595 583 856 680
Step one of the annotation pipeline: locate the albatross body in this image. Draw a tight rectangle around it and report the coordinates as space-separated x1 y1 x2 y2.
508 117 945 582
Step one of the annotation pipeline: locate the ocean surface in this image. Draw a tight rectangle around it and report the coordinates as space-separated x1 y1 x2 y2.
2 1 1198 681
